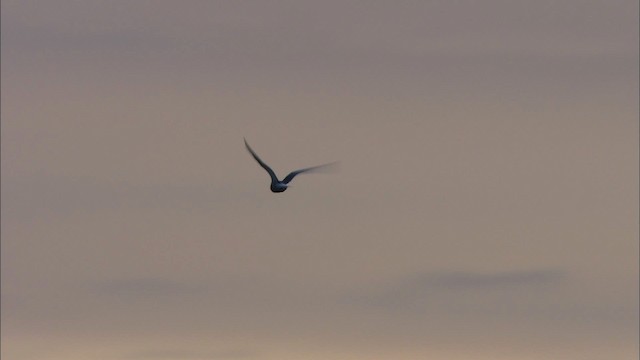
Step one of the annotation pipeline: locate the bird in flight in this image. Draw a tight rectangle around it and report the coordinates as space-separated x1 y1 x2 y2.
244 138 336 193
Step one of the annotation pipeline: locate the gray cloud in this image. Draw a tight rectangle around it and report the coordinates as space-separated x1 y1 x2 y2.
92 278 204 299
2 0 636 99
2 175 255 222
126 349 257 359
424 268 565 289
349 268 567 309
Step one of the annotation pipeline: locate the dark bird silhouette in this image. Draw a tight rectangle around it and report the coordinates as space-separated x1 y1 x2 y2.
244 138 336 193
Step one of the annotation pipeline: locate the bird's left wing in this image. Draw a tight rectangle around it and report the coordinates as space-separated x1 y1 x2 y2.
244 138 279 184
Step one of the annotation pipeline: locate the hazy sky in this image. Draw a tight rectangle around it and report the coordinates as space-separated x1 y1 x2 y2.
2 1 638 359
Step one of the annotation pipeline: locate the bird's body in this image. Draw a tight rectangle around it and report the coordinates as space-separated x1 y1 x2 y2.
270 182 288 193
244 138 335 193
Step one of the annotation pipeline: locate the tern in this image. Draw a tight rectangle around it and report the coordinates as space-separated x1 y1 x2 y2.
244 138 336 193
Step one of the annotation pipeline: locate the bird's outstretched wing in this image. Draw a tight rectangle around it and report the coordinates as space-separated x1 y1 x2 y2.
282 162 338 184
244 138 279 184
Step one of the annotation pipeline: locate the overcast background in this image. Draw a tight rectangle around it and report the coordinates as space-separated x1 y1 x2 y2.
2 1 638 359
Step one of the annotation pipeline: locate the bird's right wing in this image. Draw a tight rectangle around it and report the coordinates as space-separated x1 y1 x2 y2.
282 162 338 184
244 139 279 183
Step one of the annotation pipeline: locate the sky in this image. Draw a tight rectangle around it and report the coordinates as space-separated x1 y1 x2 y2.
1 1 638 359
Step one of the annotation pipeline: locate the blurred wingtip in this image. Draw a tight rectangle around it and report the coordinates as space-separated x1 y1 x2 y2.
318 161 341 173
